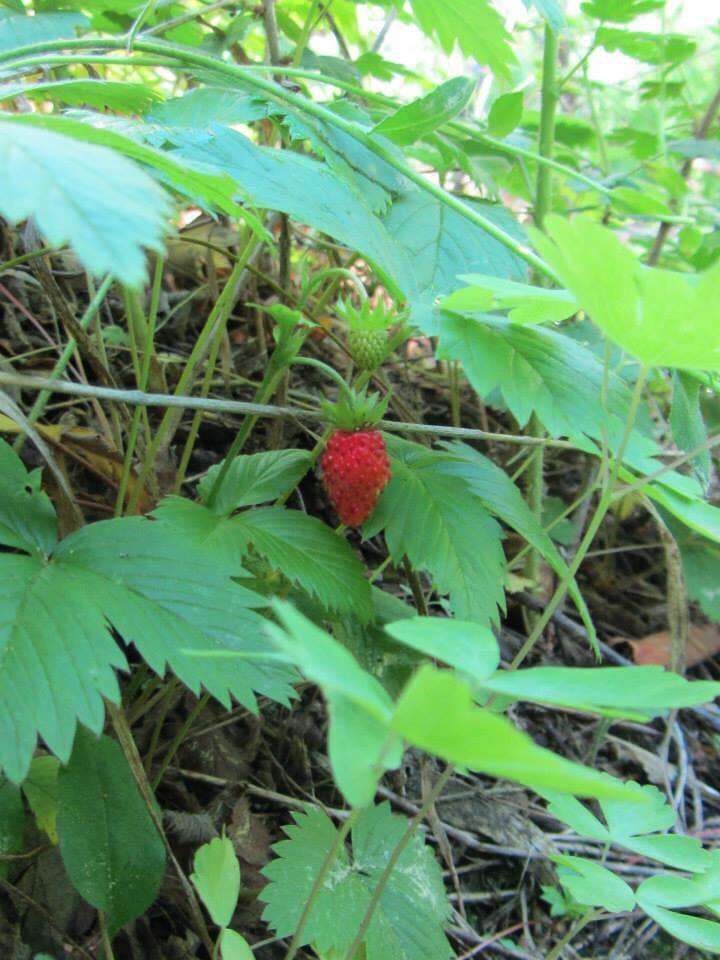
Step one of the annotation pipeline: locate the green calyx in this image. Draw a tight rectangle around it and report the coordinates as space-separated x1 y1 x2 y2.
337 297 398 333
321 387 390 431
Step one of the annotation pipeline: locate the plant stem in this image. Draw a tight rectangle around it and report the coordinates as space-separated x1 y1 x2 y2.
524 25 558 600
99 911 116 960
284 809 360 960
534 26 559 232
115 257 163 515
545 908 601 960
0 370 579 447
127 234 260 512
152 691 211 790
13 274 113 453
342 765 454 960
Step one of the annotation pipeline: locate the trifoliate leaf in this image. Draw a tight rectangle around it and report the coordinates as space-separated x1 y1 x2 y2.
0 444 294 783
154 499 372 622
261 804 452 960
191 836 241 928
365 437 506 627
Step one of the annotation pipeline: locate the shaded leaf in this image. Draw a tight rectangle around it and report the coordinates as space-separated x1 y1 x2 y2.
0 79 162 113
57 729 165 934
0 9 87 53
22 756 59 844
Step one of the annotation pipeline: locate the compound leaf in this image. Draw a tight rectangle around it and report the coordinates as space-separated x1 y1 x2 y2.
261 803 452 960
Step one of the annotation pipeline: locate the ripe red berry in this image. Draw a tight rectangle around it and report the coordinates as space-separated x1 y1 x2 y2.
321 429 391 527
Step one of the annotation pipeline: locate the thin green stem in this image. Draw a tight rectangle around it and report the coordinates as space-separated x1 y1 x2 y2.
545 908 602 960
300 267 367 307
342 766 454 960
0 370 579 447
284 809 359 960
292 355 353 401
127 234 261 512
152 692 211 790
0 38 556 280
13 274 113 453
115 258 163 515
99 912 116 960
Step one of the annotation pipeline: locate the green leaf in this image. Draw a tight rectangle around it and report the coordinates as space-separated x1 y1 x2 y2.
531 214 720 371
170 124 528 325
0 777 24 879
597 27 695 64
581 0 662 22
437 314 632 437
149 87 269 128
384 193 529 330
373 77 475 147
261 804 452 960
198 450 312 514
0 9 87 52
366 437 506 626
0 79 163 113
670 371 710 489
384 617 500 679
232 508 373 622
393 666 636 799
555 855 635 912
487 91 524 138
220 929 254 960
267 601 391 725
4 112 253 229
191 836 241 928
409 0 516 81
641 905 720 953
441 273 578 324
267 602 401 807
154 499 372 622
671 526 720 623
0 438 56 555
437 442 596 644
670 139 720 161
545 784 711 872
0 120 169 287
57 729 165 934
478 665 720 720
0 503 293 784
22 756 59 844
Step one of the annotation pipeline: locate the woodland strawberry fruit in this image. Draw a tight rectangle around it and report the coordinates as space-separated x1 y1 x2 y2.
321 428 391 527
319 388 391 527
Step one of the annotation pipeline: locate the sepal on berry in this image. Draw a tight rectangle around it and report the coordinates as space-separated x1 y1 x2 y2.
320 387 389 433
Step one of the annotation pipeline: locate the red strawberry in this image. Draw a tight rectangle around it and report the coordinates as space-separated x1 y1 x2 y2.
321 429 391 527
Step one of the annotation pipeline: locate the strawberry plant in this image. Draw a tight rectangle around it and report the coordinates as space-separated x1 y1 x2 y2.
1 0 720 958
